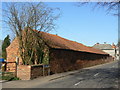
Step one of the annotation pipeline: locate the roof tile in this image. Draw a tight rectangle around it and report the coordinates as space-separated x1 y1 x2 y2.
35 30 108 55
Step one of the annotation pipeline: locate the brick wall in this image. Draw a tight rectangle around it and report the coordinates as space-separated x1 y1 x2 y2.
17 65 31 80
31 65 44 79
17 64 50 80
6 62 16 72
49 48 113 74
6 38 22 72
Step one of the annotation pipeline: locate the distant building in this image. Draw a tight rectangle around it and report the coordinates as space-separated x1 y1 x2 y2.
93 42 119 60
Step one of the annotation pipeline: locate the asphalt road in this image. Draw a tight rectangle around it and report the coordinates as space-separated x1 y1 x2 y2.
31 60 120 88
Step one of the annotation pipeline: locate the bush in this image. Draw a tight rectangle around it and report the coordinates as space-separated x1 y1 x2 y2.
1 76 20 81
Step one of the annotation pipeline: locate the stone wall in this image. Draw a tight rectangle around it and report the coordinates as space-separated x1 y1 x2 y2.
49 48 113 74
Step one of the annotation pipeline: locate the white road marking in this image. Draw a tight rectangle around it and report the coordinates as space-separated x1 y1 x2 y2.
94 73 99 77
112 66 115 67
74 81 82 86
78 78 83 80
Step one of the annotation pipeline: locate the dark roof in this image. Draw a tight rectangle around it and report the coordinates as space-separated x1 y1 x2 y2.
34 30 108 55
93 44 114 50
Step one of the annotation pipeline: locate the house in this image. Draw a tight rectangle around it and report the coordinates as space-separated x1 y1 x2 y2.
6 30 113 76
93 42 118 59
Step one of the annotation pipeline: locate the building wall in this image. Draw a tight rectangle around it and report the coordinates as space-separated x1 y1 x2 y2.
102 49 115 57
102 49 119 60
49 48 112 74
6 38 22 72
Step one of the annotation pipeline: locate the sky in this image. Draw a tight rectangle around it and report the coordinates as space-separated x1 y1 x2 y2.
1 2 118 46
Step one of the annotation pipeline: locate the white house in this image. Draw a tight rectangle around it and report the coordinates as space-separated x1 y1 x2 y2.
93 42 119 60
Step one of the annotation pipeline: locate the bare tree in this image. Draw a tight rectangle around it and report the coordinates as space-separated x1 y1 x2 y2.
76 1 120 56
76 2 119 15
3 2 60 65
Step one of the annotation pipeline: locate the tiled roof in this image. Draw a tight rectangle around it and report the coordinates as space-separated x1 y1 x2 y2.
34 30 108 55
93 44 114 50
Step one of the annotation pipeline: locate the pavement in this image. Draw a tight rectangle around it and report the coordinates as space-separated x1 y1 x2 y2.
1 60 120 88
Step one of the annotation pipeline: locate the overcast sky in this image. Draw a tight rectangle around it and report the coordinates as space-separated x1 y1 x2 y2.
1 2 118 46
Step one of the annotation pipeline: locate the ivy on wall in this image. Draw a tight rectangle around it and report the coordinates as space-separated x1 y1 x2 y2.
19 28 50 65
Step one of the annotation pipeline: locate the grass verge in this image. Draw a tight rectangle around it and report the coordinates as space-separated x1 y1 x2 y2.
0 72 20 81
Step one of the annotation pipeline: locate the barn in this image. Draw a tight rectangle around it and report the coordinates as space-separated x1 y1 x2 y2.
6 30 113 79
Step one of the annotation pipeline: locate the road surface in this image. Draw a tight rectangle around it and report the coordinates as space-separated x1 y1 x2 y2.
2 60 120 88
31 60 120 88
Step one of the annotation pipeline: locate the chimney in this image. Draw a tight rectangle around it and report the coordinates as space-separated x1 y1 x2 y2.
96 42 99 45
104 42 106 44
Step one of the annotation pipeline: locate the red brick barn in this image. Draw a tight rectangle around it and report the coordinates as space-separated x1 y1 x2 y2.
6 30 112 77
